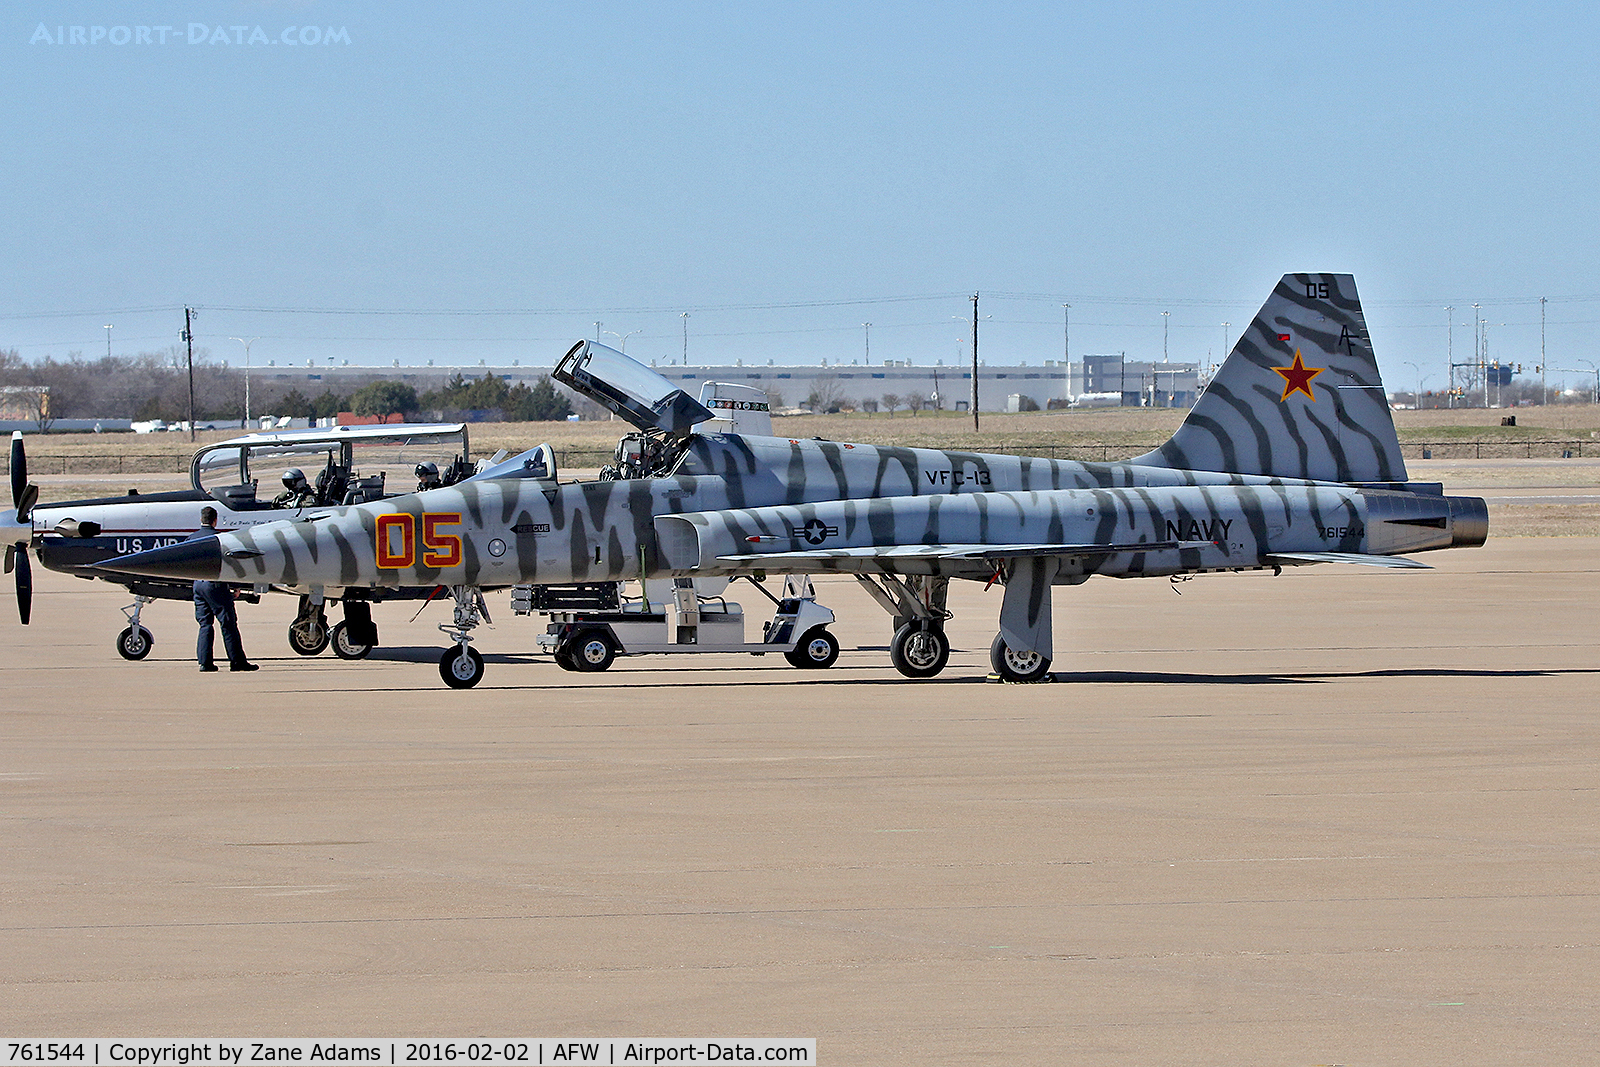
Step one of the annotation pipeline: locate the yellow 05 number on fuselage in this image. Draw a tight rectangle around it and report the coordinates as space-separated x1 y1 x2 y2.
376 512 462 569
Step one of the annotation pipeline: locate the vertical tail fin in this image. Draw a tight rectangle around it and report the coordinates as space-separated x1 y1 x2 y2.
1134 273 1406 483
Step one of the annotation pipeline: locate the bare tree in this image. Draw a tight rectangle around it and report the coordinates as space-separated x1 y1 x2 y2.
881 393 901 416
905 392 925 415
804 374 846 413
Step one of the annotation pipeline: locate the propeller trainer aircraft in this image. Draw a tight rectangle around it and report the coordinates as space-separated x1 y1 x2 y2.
101 274 1489 687
3 422 477 659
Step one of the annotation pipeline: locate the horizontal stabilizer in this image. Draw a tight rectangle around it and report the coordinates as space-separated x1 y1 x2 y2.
1265 551 1430 569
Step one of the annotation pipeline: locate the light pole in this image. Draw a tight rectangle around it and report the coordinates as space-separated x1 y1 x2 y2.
1445 306 1454 407
1161 311 1171 406
862 323 871 365
1483 322 1506 407
1540 296 1547 406
1404 361 1423 408
1472 303 1482 407
970 294 980 431
593 321 602 342
1221 322 1231 359
602 328 641 353
229 336 260 425
680 312 689 365
103 324 112 360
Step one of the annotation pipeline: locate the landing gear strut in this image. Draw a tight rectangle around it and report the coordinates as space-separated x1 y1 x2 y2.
437 585 490 688
855 574 952 679
889 621 949 678
116 594 156 660
288 595 330 655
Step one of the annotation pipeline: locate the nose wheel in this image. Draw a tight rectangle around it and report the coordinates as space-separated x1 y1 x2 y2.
116 625 154 661
437 585 490 688
439 644 485 688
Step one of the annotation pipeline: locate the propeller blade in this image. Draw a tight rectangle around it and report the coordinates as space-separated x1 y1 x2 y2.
16 482 38 522
15 546 31 625
3 543 13 574
10 432 25 510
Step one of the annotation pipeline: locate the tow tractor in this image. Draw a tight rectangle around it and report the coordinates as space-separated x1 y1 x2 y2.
522 573 840 673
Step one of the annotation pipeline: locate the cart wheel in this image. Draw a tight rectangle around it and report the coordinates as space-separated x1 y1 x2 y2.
116 625 154 661
989 633 1051 683
288 617 330 656
785 626 840 669
330 621 372 660
439 645 485 688
566 629 615 672
889 623 948 678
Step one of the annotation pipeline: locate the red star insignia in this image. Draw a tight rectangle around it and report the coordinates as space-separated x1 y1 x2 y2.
1272 350 1324 401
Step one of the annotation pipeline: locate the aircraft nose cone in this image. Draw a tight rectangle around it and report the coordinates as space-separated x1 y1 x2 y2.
98 536 224 581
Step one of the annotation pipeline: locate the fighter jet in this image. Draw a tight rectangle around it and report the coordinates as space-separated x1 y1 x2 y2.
102 274 1489 687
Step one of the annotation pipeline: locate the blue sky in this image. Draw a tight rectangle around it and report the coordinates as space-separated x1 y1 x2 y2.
5 1 1599 393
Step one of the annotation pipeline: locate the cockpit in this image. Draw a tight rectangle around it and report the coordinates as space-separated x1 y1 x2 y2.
190 423 473 510
553 340 717 480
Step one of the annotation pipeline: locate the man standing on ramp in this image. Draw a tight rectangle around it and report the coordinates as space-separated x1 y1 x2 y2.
190 506 257 673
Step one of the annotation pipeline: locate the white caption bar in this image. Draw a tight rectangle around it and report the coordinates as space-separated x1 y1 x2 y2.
0 1043 815 1067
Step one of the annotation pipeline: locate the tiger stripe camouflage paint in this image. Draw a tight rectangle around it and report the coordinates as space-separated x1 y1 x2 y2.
1134 273 1406 483
101 273 1489 666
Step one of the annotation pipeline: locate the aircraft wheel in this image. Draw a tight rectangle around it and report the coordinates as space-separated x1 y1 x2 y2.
566 629 616 672
116 625 154 661
989 633 1051 683
439 645 485 688
889 623 948 678
785 626 840 669
288 617 330 656
330 621 372 660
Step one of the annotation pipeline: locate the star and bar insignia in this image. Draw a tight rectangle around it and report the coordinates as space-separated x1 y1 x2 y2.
1272 349 1324 401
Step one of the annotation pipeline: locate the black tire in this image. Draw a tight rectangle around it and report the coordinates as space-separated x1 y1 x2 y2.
116 625 154 661
439 645 485 688
989 633 1051 683
287 617 330 656
785 626 840 669
565 628 616 672
552 648 580 672
889 623 949 678
330 621 372 660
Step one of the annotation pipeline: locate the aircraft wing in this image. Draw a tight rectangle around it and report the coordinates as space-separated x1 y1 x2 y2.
715 540 1208 566
1264 551 1431 569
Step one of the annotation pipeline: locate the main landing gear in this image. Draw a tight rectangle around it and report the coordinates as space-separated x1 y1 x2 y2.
855 574 953 679
289 594 377 659
989 633 1051 683
438 585 490 689
288 595 330 655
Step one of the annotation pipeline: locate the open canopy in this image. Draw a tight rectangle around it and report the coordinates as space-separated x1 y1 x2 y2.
190 422 469 494
553 340 713 436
